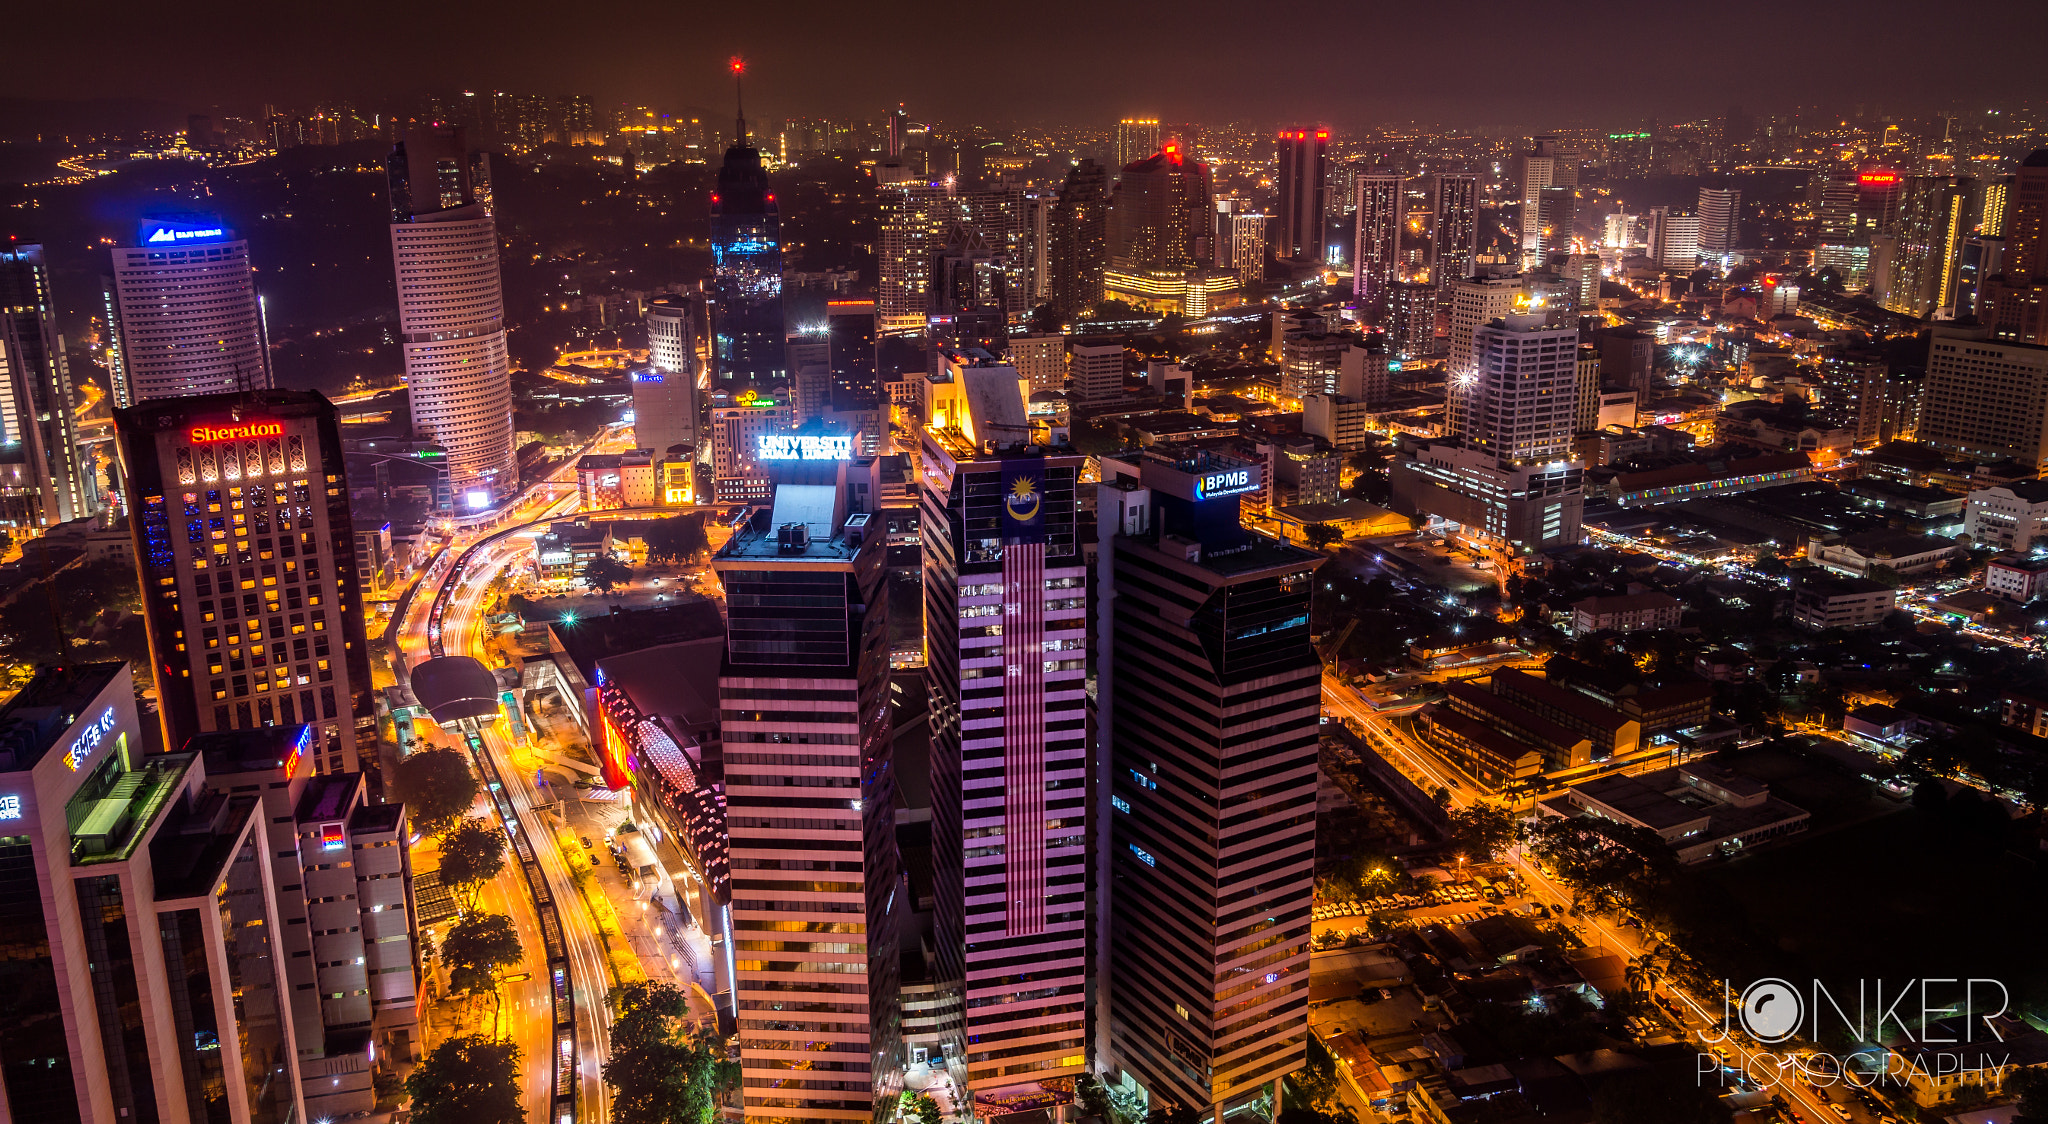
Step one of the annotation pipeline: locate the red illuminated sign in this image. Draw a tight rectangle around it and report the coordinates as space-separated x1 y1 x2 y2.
1859 172 1899 185
190 422 283 443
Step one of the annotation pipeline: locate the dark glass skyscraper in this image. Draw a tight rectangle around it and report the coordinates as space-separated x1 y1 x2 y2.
1048 159 1110 321
0 243 95 526
711 104 787 385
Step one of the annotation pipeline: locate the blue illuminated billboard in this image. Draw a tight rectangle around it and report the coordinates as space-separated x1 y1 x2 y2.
138 216 230 247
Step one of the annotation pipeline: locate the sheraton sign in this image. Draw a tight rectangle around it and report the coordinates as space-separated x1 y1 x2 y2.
190 422 284 443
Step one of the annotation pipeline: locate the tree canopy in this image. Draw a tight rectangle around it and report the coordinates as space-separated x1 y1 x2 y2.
602 981 737 1124
443 911 523 1000
437 818 508 913
642 513 710 563
391 747 479 838
405 1034 523 1124
1447 803 1517 864
581 555 633 593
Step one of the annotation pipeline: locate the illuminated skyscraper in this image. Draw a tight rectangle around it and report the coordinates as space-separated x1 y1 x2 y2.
879 174 953 329
1276 127 1329 263
920 362 1091 1116
1098 446 1322 1122
106 213 271 404
387 127 518 510
714 473 900 1124
0 243 95 525
1982 152 2048 344
710 74 788 382
1697 186 1742 256
1535 185 1577 263
1048 159 1110 320
1517 136 1574 266
1431 173 1480 290
1115 117 1160 169
113 388 374 776
1105 144 1232 314
1352 173 1404 323
0 662 306 1124
634 295 700 456
1879 176 1974 319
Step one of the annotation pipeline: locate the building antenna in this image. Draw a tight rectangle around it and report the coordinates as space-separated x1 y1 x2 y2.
729 57 747 145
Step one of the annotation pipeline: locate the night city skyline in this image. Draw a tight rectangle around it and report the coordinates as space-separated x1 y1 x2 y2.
2 9 2048 1124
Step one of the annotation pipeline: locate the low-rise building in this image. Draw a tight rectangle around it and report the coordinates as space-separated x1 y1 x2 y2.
1438 680 1593 772
536 519 615 582
1806 529 1963 578
1301 392 1375 451
1790 573 1896 630
1535 762 1810 863
1569 591 1683 636
1986 551 2048 603
1966 479 2048 550
1490 668 1640 760
1270 498 1410 545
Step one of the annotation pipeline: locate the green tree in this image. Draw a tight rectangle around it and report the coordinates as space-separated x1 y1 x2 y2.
581 555 633 593
643 513 710 563
1448 803 1517 863
405 1034 524 1124
443 912 523 1030
390 747 479 838
437 818 507 913
900 1092 942 1124
1523 814 1676 912
1303 523 1344 551
603 981 737 1124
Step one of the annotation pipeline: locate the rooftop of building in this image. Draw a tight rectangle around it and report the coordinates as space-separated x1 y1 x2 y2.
349 800 406 836
1273 498 1402 525
1429 708 1544 766
596 636 724 731
0 661 128 772
1835 528 1959 557
190 724 312 776
1979 478 2048 503
1793 572 1893 597
1491 668 1629 733
151 793 259 901
1991 550 2048 574
1443 680 1585 751
1571 590 1682 615
294 772 364 824
111 387 336 429
549 602 726 685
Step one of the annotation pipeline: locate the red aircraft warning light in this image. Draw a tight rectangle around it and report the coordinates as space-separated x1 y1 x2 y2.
729 56 745 75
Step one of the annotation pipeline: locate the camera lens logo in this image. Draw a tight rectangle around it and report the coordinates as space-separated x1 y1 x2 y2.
1738 979 1804 1043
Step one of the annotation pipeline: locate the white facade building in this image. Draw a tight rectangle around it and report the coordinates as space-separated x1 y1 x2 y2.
107 215 270 404
1965 480 2048 550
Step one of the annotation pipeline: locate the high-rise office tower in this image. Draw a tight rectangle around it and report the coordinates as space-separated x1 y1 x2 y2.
0 662 307 1124
1858 168 1906 233
1983 177 2012 238
1982 151 2048 344
635 294 700 457
0 243 95 526
1281 329 1353 401
1393 309 1585 556
1647 207 1700 270
1217 203 1269 283
1109 146 1215 270
1048 160 1110 321
827 298 879 403
1352 173 1404 324
1879 176 1974 319
920 361 1090 1114
1069 341 1127 406
106 213 271 404
114 389 374 776
1517 136 1574 266
1387 280 1438 359
193 725 418 1119
713 474 900 1124
1535 185 1577 263
960 186 1032 316
1447 265 1525 387
1010 332 1069 392
1954 235 2004 321
879 175 954 328
1116 118 1161 169
1275 128 1329 263
1697 187 1742 256
1098 446 1321 1122
1564 253 1602 310
929 227 1011 361
1817 172 1863 242
1432 173 1480 291
710 83 788 382
387 127 518 510
1920 322 2048 470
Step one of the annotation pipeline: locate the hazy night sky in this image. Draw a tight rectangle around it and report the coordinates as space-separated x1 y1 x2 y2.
11 0 2048 128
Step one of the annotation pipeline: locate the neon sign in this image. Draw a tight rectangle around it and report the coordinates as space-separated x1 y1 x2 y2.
63 707 118 771
321 823 346 851
283 726 311 780
190 422 283 443
0 795 20 821
1858 172 1899 185
757 434 852 461
146 226 225 243
1195 468 1258 500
